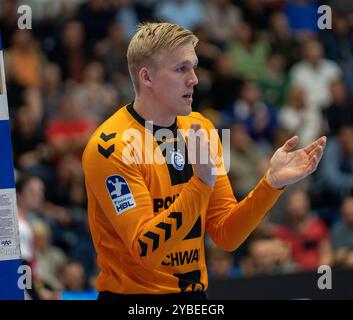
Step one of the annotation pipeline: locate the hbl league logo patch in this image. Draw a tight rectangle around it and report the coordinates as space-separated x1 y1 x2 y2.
106 175 136 214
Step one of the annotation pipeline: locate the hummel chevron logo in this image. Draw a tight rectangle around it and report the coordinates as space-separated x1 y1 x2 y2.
156 222 171 241
138 212 183 256
98 144 114 159
138 239 147 257
100 132 116 142
168 212 182 230
144 231 160 251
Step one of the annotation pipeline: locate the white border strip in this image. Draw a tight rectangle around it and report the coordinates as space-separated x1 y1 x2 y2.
0 50 9 121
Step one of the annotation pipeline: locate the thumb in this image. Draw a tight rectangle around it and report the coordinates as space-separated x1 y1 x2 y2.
282 136 299 152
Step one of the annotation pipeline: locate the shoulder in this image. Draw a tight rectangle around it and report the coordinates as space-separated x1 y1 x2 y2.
82 106 134 164
178 111 216 130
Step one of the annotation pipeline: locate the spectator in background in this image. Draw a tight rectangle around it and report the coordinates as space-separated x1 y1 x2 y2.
322 80 353 136
41 63 65 121
98 23 134 104
314 124 353 207
31 220 67 291
59 261 98 300
207 245 241 279
113 0 139 41
289 38 342 110
17 176 39 276
76 0 115 49
273 189 332 271
21 0 62 43
320 11 353 63
241 237 297 276
228 123 269 200
52 21 90 83
331 195 353 268
45 91 97 162
320 11 353 93
283 0 319 39
191 25 221 111
222 80 278 150
16 175 61 300
205 0 242 48
268 12 300 70
76 61 119 121
5 29 42 88
278 85 322 147
258 51 289 108
227 21 270 80
0 0 20 48
48 154 96 278
11 105 49 174
133 0 158 21
238 0 271 32
154 0 206 31
325 0 353 14
210 53 243 112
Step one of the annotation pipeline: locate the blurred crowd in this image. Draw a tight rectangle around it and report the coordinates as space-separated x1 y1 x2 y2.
1 0 353 299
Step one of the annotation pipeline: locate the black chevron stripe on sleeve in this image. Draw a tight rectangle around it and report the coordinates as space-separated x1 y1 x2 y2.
138 239 147 257
98 144 115 159
168 212 182 230
144 231 160 251
100 132 116 142
156 222 171 241
138 212 183 256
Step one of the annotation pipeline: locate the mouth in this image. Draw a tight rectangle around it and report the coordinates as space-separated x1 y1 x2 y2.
182 93 193 102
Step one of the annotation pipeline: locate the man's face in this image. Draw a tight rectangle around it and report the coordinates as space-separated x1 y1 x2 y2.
148 42 199 118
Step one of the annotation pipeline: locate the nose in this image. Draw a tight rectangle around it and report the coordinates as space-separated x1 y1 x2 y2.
187 69 198 87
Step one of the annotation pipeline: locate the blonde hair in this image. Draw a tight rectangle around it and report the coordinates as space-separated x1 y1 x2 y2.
127 22 199 91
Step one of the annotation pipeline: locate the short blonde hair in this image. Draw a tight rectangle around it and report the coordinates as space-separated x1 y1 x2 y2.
127 22 199 91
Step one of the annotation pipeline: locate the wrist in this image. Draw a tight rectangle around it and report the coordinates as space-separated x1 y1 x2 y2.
266 170 284 190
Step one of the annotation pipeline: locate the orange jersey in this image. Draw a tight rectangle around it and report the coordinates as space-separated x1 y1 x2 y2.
82 104 284 294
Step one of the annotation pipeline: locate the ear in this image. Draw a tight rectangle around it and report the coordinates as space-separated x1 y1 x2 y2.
138 67 153 88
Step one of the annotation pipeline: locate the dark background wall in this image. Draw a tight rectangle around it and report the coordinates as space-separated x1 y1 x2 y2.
208 269 353 299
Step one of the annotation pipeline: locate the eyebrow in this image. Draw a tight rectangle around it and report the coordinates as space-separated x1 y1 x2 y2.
176 59 199 67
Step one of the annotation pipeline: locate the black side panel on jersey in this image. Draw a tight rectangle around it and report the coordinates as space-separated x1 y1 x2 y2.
183 215 201 240
157 129 193 186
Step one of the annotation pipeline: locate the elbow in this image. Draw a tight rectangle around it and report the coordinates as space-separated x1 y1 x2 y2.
131 240 163 270
210 239 238 252
138 255 162 270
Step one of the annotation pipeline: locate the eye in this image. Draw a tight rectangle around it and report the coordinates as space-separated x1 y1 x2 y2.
176 66 187 72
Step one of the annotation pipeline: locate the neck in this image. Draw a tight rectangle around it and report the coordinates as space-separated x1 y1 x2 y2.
133 95 176 127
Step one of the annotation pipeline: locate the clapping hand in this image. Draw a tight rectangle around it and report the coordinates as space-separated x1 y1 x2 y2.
266 136 327 189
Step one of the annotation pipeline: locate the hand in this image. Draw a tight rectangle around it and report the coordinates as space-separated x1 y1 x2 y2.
186 123 216 188
266 136 327 189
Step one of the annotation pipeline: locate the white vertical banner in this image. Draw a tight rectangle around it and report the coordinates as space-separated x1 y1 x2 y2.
0 33 24 300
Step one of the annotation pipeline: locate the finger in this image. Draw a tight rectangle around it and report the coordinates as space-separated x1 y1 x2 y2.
308 154 319 173
309 145 324 166
303 136 327 154
308 146 322 162
190 123 201 132
282 136 299 152
187 124 203 165
318 136 327 147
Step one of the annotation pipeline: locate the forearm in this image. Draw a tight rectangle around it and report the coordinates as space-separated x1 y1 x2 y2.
207 176 284 251
117 176 212 269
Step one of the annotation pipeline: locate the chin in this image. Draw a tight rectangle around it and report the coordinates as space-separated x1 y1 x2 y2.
178 104 192 116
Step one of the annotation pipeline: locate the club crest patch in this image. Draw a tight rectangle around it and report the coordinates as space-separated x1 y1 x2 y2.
106 175 136 214
171 150 185 171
